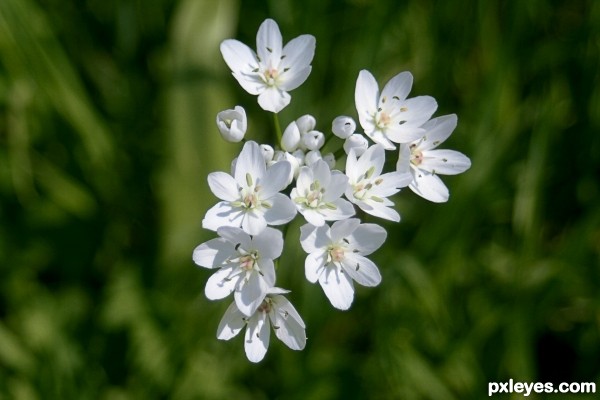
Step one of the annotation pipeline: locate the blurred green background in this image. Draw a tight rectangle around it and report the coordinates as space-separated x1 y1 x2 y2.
1 0 599 398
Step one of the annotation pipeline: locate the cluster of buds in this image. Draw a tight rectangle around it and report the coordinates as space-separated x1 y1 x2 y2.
193 19 471 362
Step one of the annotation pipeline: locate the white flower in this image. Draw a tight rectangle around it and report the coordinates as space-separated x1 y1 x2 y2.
300 219 386 310
216 106 247 142
220 19 316 113
343 133 369 156
396 114 471 203
345 144 412 222
331 116 356 139
203 141 297 235
193 227 282 316
291 160 355 226
217 287 307 363
355 70 437 149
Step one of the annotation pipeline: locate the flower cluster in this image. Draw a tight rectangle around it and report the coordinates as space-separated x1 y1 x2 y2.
193 18 471 362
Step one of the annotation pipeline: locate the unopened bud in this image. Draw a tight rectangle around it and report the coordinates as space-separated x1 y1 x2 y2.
331 116 356 139
302 130 325 151
343 134 369 156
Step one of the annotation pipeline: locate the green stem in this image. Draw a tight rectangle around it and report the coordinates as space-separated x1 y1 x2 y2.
273 112 283 148
323 132 336 147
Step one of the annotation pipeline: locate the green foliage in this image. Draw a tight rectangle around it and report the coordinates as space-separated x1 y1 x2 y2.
0 0 599 398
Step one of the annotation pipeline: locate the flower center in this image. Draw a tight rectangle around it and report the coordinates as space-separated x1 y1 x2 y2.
263 68 279 86
239 252 258 271
257 298 272 313
294 180 338 211
409 144 424 166
375 110 391 129
243 192 258 208
327 244 345 263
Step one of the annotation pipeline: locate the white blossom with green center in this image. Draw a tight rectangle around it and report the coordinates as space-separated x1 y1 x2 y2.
216 106 247 143
203 141 297 235
193 226 284 316
220 19 316 113
345 144 412 222
300 219 386 310
217 287 306 363
396 114 471 203
355 69 438 149
290 159 355 226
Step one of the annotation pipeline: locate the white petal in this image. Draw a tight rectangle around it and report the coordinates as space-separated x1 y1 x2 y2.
192 238 235 268
358 200 400 222
258 87 291 113
311 160 332 188
279 66 312 92
370 171 412 196
207 172 238 201
379 71 413 105
256 258 276 288
421 149 471 175
217 301 246 340
419 114 458 150
216 226 251 250
299 223 330 253
396 144 412 174
385 125 427 144
259 160 291 198
409 170 449 203
323 171 349 202
386 96 437 138
220 40 258 73
301 208 326 226
251 227 284 260
319 265 355 310
263 193 297 225
347 223 387 255
235 141 266 188
205 267 238 300
355 70 379 133
355 144 385 177
366 129 397 150
342 253 382 287
279 35 316 91
202 202 244 232
305 249 327 283
235 272 269 316
256 19 282 66
244 312 270 363
280 34 316 72
220 40 264 95
330 218 360 242
271 295 306 328
322 198 355 221
294 166 313 194
269 296 307 350
345 148 360 182
240 210 268 235
267 287 290 296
